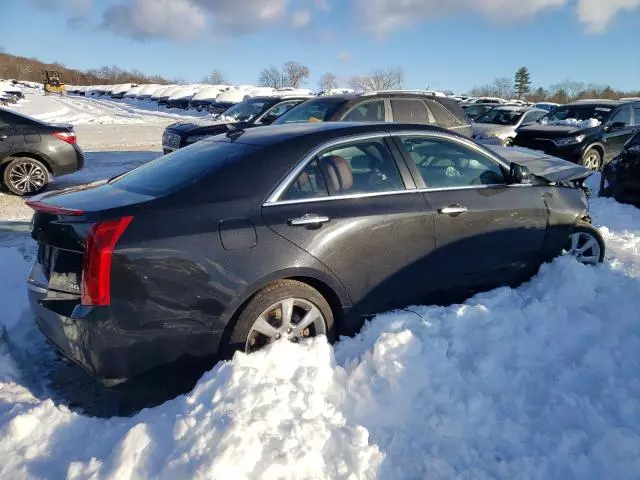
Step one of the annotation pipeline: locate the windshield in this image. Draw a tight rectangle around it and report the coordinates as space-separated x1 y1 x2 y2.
274 98 346 124
463 105 493 117
220 99 272 122
475 109 524 125
542 105 612 123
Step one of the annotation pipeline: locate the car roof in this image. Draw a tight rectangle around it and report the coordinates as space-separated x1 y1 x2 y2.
567 99 626 106
204 121 450 146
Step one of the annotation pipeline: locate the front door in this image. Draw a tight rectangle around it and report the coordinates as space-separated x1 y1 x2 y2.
394 134 549 292
262 135 437 315
603 106 635 162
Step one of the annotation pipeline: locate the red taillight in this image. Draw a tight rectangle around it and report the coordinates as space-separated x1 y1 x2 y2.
25 200 84 216
52 131 77 144
81 216 133 306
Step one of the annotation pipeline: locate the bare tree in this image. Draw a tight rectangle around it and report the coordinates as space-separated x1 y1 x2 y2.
349 67 403 92
283 61 310 88
318 72 338 91
259 65 287 89
204 69 227 85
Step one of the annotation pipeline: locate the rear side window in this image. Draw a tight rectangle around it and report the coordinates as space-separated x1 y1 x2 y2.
390 99 431 124
425 100 459 128
281 159 328 200
111 140 258 196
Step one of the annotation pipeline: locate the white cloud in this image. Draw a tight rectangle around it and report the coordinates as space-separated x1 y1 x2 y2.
292 9 311 28
356 0 640 35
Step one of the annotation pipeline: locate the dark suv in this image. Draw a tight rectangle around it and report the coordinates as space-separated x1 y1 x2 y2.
272 91 472 137
514 100 640 170
162 95 309 153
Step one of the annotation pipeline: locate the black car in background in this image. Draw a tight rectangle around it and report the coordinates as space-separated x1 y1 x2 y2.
162 95 309 153
462 103 501 121
27 122 602 384
514 100 640 170
0 107 83 195
274 91 473 137
600 131 640 206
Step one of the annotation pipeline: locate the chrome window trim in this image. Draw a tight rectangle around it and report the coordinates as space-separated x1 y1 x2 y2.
263 130 522 207
264 132 393 204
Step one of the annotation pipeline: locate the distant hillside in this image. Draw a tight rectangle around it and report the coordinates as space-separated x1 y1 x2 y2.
0 52 173 86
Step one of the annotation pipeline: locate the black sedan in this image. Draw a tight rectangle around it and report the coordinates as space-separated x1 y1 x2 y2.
27 122 604 384
162 95 308 153
600 131 640 206
1 107 84 195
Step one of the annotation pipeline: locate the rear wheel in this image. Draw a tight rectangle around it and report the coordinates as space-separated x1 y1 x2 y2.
561 222 605 265
2 157 49 196
581 148 602 171
223 280 335 356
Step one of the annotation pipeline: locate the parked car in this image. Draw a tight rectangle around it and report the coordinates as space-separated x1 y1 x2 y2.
0 107 83 195
273 91 472 137
600 131 640 206
533 102 561 112
188 85 232 111
26 122 602 384
473 107 547 146
514 99 640 170
461 103 499 121
166 86 202 109
162 95 310 153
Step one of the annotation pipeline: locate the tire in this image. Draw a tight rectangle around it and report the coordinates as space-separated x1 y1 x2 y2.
581 147 602 171
222 280 336 358
561 221 605 265
503 137 514 147
2 157 49 196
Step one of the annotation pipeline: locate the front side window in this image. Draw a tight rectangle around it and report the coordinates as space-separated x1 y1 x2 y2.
274 98 346 124
609 107 632 127
341 100 385 122
399 136 506 188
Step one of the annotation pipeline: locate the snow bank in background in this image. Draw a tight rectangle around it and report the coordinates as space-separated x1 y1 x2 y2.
1 196 640 478
540 118 601 128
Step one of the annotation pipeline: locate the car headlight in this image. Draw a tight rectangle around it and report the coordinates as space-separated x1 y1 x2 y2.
553 134 585 146
186 134 211 144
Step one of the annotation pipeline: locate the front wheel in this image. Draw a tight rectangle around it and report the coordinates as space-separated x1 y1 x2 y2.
561 222 605 265
503 137 514 147
223 280 335 357
581 148 602 171
3 157 49 196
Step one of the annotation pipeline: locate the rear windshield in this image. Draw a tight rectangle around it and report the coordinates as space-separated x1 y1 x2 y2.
274 98 346 124
110 140 259 196
0 107 40 126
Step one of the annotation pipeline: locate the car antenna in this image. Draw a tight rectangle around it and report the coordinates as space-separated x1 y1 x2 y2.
225 123 244 139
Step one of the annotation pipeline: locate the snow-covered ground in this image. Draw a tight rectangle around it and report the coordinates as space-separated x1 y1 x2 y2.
1 94 640 479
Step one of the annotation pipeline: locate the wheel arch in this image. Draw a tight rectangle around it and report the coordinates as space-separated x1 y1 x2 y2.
1 151 54 175
584 142 605 159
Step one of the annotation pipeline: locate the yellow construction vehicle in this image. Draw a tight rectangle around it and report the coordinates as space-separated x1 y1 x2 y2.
43 70 65 95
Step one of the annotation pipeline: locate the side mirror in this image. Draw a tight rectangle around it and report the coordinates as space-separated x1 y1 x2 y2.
509 163 532 184
606 122 627 132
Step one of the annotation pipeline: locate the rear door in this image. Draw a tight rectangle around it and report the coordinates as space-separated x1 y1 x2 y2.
262 133 438 315
0 111 14 154
394 133 549 291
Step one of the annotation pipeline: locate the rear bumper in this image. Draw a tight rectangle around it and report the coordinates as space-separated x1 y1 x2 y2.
28 276 222 383
50 143 84 177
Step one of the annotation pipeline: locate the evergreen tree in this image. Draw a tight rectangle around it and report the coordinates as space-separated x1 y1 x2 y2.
514 67 532 99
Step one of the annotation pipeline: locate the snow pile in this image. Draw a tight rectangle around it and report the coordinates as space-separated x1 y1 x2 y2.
540 118 601 128
1 196 640 478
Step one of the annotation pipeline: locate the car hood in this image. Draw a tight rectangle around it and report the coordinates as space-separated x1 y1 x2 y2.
472 123 514 137
516 123 600 138
487 146 593 183
166 119 237 135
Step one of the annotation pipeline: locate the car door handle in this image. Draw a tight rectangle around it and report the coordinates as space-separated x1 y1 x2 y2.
288 214 330 226
438 206 468 215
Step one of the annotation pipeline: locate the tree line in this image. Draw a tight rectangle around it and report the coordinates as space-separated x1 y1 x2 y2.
471 66 639 103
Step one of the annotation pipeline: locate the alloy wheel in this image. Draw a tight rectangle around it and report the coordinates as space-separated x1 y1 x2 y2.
562 231 602 265
8 162 47 194
583 153 600 171
503 138 514 147
245 297 327 353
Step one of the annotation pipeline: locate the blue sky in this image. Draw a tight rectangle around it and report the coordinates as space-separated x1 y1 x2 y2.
4 0 640 93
